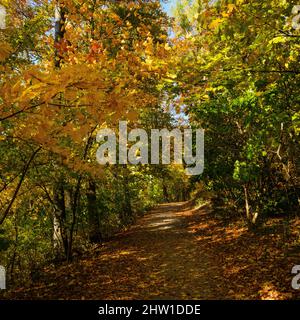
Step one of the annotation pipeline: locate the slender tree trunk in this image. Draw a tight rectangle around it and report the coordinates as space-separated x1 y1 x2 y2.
87 179 102 243
0 147 40 226
243 184 250 222
54 3 66 69
67 178 81 262
162 183 169 202
243 184 259 231
120 167 132 225
52 2 68 258
53 180 68 257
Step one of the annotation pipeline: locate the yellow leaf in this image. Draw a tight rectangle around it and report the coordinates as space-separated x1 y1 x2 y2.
209 18 223 30
0 41 12 61
228 4 236 13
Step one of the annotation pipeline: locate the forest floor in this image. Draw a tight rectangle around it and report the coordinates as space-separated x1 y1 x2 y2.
3 201 300 299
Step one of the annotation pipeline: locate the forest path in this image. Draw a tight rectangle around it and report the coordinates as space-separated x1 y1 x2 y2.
94 201 223 300
6 201 296 300
10 201 226 299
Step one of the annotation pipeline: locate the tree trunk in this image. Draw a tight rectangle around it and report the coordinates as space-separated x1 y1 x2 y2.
243 184 259 231
54 3 66 68
162 183 169 202
52 2 68 259
53 181 68 257
87 179 102 243
120 169 133 225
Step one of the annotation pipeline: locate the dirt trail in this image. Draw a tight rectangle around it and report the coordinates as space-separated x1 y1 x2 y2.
5 201 296 299
8 202 225 299
101 202 223 300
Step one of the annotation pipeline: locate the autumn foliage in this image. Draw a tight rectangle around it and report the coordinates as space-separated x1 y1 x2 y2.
0 0 299 300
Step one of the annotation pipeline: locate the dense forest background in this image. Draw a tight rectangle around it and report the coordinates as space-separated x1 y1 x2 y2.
0 0 299 299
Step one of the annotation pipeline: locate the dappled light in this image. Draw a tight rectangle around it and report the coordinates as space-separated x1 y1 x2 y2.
2 201 297 300
0 0 299 302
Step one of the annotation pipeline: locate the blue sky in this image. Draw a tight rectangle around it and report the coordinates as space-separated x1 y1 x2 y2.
161 0 177 17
